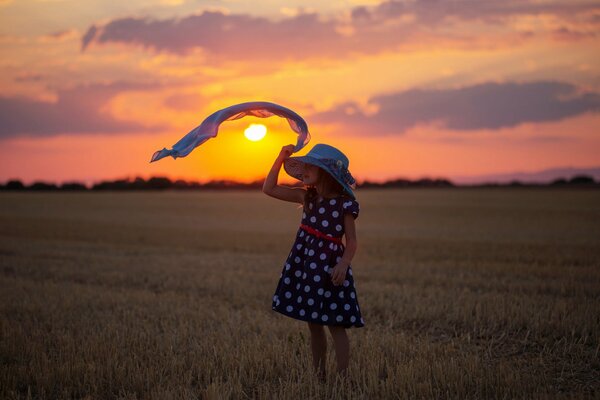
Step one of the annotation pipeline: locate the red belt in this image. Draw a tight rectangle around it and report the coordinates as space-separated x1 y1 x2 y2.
299 224 343 244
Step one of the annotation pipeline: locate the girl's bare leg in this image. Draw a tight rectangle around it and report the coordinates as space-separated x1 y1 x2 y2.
327 325 349 374
308 322 327 380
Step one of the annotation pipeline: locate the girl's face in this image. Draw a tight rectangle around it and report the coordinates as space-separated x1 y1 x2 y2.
302 163 320 186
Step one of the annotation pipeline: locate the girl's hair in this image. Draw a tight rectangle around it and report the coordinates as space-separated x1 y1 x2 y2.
302 166 344 213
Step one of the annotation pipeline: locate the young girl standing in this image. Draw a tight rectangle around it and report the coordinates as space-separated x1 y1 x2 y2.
262 143 364 380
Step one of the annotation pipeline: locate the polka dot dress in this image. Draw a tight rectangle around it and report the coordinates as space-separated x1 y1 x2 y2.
272 194 364 328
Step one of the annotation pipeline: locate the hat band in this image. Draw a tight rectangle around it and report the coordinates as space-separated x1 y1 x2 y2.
318 158 356 188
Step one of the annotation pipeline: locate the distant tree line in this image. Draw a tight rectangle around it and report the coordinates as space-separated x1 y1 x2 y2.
359 178 454 188
0 175 597 191
0 177 266 191
464 175 599 188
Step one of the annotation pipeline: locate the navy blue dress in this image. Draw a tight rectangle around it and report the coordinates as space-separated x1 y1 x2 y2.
272 194 364 328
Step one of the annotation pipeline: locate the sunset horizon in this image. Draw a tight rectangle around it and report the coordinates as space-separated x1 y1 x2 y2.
4 162 600 188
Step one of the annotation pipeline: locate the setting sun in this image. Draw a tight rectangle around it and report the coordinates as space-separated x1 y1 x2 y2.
244 124 267 141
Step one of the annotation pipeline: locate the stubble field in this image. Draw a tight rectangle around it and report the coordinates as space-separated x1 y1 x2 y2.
1 188 599 399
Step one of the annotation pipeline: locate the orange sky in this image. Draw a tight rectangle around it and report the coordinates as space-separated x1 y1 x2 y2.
0 0 599 185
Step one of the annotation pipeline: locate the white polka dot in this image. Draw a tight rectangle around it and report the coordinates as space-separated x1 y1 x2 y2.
284 277 290 284
318 241 323 247
295 270 301 277
334 245 338 251
332 211 339 218
310 216 316 223
276 299 280 306
273 295 278 301
343 280 350 287
329 243 334 250
360 318 364 324
309 203 313 209
308 249 315 256
319 207 325 214
336 257 341 262
350 292 356 299
320 253 327 260
311 312 318 319
296 244 302 250
335 225 342 231
324 291 331 298
339 292 344 299
299 230 304 237
308 298 315 305
317 288 324 295
321 315 328 322
286 305 293 312
330 303 337 310
302 272 307 279
285 263 291 270
296 283 301 290
304 285 311 292
285 291 292 299
309 262 317 269
344 304 350 310
343 201 352 208
302 212 307 219
323 266 329 273
321 220 329 227
297 296 303 303
304 249 308 255
330 199 336 205
299 309 306 316
314 275 321 282
350 316 356 323
294 257 301 264
336 315 343 322
349 269 353 276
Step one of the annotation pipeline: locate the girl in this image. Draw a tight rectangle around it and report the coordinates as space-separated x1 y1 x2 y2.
262 143 364 380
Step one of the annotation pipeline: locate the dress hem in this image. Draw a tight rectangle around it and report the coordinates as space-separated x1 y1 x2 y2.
272 306 365 329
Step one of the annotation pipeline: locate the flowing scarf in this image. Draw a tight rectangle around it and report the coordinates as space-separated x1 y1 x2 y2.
150 101 311 162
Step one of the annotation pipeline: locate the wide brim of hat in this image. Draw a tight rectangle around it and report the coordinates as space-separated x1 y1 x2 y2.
283 155 356 199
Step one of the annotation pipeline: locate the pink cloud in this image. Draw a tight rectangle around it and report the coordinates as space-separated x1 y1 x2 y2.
0 82 164 138
80 1 600 60
311 81 600 134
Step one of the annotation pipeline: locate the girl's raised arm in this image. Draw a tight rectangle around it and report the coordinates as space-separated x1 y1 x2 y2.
262 145 306 204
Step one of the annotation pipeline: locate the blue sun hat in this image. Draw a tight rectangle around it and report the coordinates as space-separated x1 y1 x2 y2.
283 143 357 199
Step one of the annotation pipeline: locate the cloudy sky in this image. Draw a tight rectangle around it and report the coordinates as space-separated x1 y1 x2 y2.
1 0 599 185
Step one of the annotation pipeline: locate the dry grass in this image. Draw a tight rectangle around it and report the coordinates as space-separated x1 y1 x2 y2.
0 188 599 399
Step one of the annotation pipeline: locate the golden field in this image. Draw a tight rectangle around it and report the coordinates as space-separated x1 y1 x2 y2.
1 188 599 399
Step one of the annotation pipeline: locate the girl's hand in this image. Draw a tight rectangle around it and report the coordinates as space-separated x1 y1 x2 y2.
279 144 295 160
330 260 349 286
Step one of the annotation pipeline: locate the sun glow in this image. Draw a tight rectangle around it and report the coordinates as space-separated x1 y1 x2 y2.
244 124 267 141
